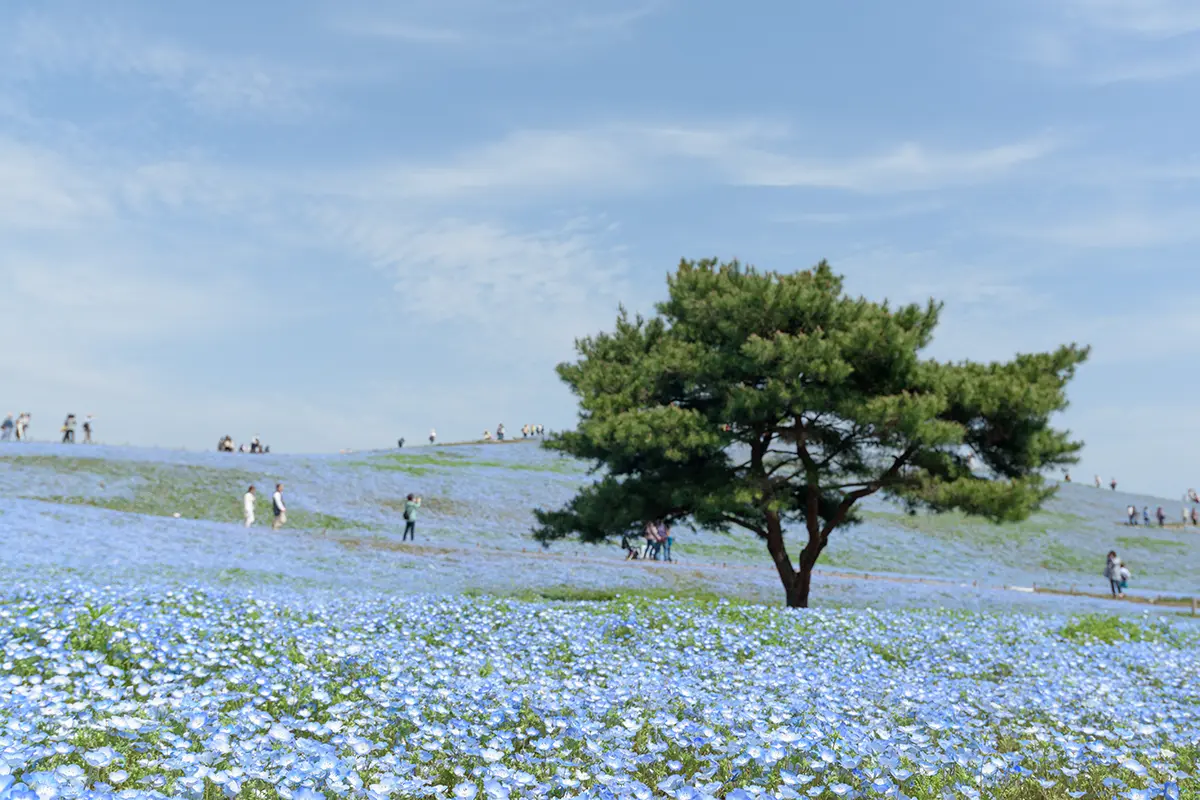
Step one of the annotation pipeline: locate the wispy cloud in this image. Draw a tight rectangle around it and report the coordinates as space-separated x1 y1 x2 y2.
312 208 633 356
1025 208 1200 248
1024 0 1200 83
1065 0 1200 38
769 201 944 226
1089 50 1200 82
332 0 667 48
355 123 1058 201
4 14 315 118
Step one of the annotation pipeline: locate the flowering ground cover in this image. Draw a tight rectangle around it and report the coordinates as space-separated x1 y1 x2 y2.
1 584 1198 800
2 442 1200 798
1 442 1197 600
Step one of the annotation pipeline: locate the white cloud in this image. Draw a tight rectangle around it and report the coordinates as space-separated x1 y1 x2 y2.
332 0 667 47
353 124 1057 201
1090 51 1200 82
0 138 110 229
1024 0 1200 83
1028 208 1200 248
312 207 633 356
1065 0 1200 37
5 14 314 118
725 137 1059 192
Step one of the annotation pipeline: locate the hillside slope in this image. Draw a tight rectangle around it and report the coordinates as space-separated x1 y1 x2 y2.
1 441 1196 609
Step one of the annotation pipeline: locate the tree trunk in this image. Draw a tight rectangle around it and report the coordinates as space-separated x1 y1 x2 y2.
764 510 808 608
785 567 812 609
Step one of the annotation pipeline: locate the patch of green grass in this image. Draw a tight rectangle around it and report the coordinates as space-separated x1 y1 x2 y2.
862 508 1090 546
1058 614 1164 644
357 448 582 475
1116 534 1189 553
1038 541 1096 574
11 455 362 530
865 640 911 665
380 495 470 517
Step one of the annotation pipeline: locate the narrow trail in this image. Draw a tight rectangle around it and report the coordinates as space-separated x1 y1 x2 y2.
326 530 1200 612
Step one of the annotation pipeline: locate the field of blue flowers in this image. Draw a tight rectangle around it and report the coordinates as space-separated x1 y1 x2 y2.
1 442 1199 799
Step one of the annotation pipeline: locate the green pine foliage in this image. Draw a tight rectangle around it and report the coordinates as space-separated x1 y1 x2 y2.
534 259 1088 607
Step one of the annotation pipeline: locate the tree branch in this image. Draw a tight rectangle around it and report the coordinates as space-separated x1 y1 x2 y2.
819 444 919 540
718 514 767 538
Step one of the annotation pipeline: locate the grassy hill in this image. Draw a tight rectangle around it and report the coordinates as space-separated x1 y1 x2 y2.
1 440 1197 611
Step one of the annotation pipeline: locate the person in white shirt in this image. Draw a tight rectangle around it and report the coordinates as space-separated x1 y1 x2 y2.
429 428 437 444
271 483 286 530
243 485 256 527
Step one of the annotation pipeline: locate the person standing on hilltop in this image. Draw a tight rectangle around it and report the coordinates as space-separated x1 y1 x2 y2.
1156 506 1165 527
1110 477 1117 491
402 493 421 541
271 483 287 530
82 415 94 444
429 428 436 444
0 414 12 442
243 485 256 528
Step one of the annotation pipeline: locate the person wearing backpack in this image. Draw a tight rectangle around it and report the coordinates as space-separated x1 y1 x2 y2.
402 493 421 541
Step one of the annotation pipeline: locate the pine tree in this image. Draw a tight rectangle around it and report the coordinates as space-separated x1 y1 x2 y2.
534 259 1088 608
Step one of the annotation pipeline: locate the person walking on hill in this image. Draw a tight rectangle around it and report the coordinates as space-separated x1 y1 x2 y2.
659 520 674 563
271 483 287 530
1126 505 1137 525
1094 475 1101 488
1104 551 1120 597
1110 477 1118 491
429 428 436 444
82 415 94 444
16 413 29 441
243 485 256 527
61 414 76 444
1156 506 1166 527
402 493 421 541
1117 561 1131 598
0 414 12 442
1142 506 1150 525
1193 507 1199 526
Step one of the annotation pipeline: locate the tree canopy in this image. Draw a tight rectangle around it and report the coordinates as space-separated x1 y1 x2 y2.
534 259 1089 607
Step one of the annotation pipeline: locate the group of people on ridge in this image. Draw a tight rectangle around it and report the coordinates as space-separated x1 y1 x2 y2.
219 435 270 454
2 413 95 444
59 414 95 444
622 520 674 562
0 413 31 441
1126 503 1199 527
482 423 544 441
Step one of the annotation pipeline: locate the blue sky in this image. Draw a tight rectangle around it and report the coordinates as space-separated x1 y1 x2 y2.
1 0 1197 496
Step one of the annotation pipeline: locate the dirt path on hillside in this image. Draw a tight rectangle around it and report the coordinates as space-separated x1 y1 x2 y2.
326 531 1200 612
